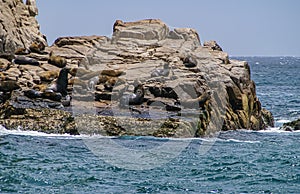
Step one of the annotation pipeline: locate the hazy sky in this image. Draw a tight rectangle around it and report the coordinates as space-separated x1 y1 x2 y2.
36 0 300 56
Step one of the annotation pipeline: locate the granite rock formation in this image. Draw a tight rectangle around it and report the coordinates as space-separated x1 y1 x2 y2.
0 1 274 137
0 0 47 55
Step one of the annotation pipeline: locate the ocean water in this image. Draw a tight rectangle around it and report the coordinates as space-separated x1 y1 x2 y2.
1 57 300 193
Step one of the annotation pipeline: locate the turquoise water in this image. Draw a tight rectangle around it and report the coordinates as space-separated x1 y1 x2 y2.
1 57 300 193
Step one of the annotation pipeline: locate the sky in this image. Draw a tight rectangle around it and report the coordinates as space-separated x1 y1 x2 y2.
35 0 300 57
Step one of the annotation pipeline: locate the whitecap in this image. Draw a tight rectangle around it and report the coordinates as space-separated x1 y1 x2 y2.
257 127 292 133
217 138 260 144
0 125 108 139
276 119 291 124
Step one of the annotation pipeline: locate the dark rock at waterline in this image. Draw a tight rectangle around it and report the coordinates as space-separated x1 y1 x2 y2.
261 108 275 128
281 119 300 131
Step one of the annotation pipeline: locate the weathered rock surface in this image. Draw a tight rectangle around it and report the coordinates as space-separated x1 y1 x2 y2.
0 0 47 54
0 2 274 137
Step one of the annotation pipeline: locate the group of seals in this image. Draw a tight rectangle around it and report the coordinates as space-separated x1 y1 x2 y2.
46 67 70 96
14 39 46 55
13 39 47 65
25 67 70 103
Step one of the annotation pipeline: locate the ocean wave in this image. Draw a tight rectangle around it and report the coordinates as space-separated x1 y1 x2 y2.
256 127 300 133
276 119 291 123
0 125 109 139
217 138 260 144
0 125 220 142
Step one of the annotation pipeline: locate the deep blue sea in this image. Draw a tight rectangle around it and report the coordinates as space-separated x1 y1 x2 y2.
1 57 300 193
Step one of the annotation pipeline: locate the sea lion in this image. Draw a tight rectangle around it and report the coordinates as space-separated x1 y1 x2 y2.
25 68 70 101
38 70 59 82
0 80 20 92
203 40 223 51
113 20 125 32
69 78 88 90
183 56 197 68
181 91 211 108
48 51 67 68
33 84 48 92
0 91 11 103
15 47 30 55
69 67 91 77
42 91 62 101
13 56 40 66
151 63 170 77
24 89 42 99
0 58 10 71
101 69 124 77
104 77 126 92
46 67 70 97
29 39 46 54
104 77 118 92
119 84 144 107
0 53 15 61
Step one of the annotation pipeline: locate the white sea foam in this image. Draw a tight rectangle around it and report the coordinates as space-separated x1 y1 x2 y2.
0 125 111 139
276 119 291 124
217 138 260 144
256 127 300 133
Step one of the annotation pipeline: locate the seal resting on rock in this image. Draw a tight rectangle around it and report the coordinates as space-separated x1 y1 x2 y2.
183 56 197 68
14 47 30 55
0 80 20 92
48 51 67 68
181 91 211 108
120 84 144 107
29 39 46 54
13 56 40 66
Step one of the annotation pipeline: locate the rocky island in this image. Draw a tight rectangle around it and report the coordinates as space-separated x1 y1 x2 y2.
0 0 274 137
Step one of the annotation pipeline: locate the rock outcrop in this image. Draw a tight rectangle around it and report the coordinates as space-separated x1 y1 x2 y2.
280 119 300 131
0 0 47 55
0 2 274 137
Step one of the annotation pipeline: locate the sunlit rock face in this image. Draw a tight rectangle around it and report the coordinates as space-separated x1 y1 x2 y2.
0 12 274 137
0 0 47 54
